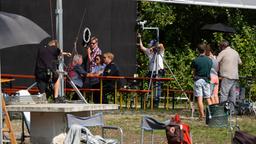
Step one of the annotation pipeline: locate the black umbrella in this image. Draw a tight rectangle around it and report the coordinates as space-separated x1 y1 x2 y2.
201 23 236 33
0 11 50 49
0 12 50 141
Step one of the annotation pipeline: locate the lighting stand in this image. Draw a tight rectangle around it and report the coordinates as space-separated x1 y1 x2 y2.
57 70 88 103
139 20 193 115
159 54 194 117
139 21 161 107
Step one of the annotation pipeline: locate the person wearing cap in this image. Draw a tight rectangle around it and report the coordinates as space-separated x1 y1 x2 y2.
217 40 242 113
138 34 165 108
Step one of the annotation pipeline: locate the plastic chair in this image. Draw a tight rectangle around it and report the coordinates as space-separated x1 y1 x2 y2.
66 113 123 144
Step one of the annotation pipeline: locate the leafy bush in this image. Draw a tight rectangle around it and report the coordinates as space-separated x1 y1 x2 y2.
137 1 256 99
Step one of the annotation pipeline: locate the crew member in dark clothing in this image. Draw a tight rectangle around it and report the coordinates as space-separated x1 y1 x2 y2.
35 39 70 103
102 52 120 104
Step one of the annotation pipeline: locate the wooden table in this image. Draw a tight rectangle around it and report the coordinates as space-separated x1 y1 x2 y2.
125 77 174 110
1 78 15 83
87 75 174 109
87 75 125 104
6 103 118 144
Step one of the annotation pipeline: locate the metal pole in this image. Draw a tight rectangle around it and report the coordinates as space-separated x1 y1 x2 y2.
0 59 3 144
56 0 65 97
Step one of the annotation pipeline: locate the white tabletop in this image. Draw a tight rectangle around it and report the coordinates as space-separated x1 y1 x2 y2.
6 103 118 112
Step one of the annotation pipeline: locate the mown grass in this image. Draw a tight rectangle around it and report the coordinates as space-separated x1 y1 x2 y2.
10 108 256 144
104 109 256 144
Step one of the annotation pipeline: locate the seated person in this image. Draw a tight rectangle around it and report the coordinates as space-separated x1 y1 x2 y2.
102 52 120 104
68 54 87 88
67 54 87 100
87 54 106 103
88 52 120 104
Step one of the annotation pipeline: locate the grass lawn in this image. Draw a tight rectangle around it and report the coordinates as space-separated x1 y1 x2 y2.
103 109 256 144
10 108 256 144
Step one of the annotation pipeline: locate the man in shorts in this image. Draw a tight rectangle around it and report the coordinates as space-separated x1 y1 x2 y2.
191 43 213 119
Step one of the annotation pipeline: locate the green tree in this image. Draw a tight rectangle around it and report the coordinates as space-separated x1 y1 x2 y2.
137 1 256 99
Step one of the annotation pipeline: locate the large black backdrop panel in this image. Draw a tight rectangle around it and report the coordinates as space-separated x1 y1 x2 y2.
0 0 136 79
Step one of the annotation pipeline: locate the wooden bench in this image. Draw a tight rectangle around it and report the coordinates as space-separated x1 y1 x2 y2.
65 88 100 102
165 88 193 110
3 87 100 103
118 88 151 110
1 74 101 100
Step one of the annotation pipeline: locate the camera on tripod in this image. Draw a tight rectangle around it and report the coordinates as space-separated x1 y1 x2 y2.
136 20 147 32
152 46 160 53
149 39 160 53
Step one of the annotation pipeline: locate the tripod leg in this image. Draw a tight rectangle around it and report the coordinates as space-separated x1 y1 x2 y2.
66 75 88 104
160 53 194 117
26 82 37 91
146 53 158 110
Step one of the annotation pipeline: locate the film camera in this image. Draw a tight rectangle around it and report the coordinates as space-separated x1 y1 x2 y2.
149 40 160 53
136 20 147 32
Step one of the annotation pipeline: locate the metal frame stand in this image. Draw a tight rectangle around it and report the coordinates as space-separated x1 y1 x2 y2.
159 54 194 117
55 0 87 104
139 22 161 108
139 20 193 114
57 70 88 103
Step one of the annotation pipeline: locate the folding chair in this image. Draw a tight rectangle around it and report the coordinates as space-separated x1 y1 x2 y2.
141 115 192 144
21 112 30 141
140 116 169 144
66 113 123 144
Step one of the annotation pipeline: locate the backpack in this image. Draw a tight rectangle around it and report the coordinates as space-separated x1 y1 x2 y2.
166 123 183 144
165 114 192 144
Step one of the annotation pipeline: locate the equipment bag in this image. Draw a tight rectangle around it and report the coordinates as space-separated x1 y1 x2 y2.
166 123 183 144
232 130 256 144
165 114 192 144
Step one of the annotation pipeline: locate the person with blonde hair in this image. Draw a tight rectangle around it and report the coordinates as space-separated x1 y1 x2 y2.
86 36 102 72
102 52 120 104
205 44 219 104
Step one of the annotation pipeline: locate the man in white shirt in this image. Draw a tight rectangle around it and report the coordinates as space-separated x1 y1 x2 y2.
138 34 165 108
217 40 242 113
